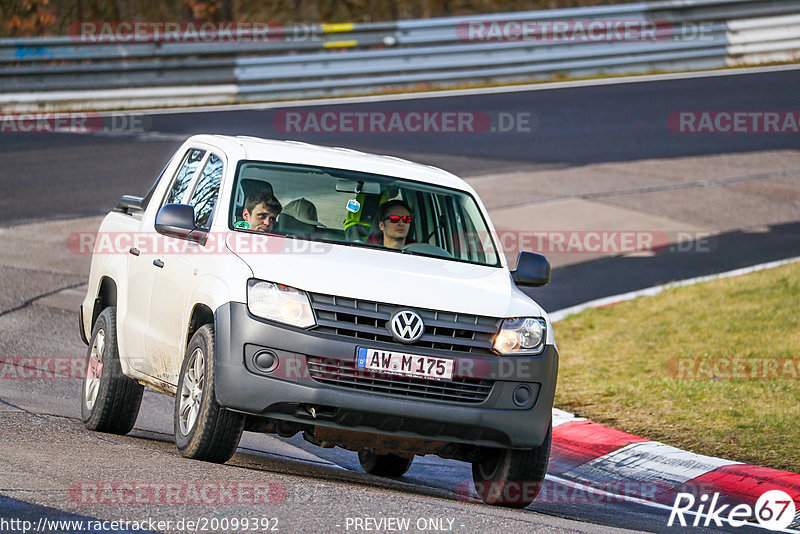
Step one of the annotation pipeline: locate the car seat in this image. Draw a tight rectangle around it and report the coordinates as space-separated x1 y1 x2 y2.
278 198 322 234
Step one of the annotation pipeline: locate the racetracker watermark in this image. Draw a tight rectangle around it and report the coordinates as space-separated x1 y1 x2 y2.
67 230 713 256
272 110 536 134
0 357 86 380
456 480 712 504
67 21 314 43
667 357 800 380
67 231 331 255
481 230 712 255
668 111 800 134
260 355 555 382
70 482 286 505
0 113 146 134
457 19 714 42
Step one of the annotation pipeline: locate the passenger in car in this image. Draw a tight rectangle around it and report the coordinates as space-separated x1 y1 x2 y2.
242 191 282 232
366 199 415 249
343 185 398 241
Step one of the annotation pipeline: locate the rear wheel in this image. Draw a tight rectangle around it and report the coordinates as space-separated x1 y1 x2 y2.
358 450 413 477
81 307 144 434
174 324 244 463
472 422 552 508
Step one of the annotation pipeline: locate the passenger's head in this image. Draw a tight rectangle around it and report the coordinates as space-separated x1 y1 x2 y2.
243 192 282 232
377 200 412 248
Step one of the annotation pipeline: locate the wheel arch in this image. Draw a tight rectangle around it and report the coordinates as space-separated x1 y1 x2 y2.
186 303 215 353
91 276 118 331
183 273 236 354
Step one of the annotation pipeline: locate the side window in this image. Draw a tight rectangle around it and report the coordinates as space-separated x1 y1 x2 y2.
163 149 205 206
188 153 223 230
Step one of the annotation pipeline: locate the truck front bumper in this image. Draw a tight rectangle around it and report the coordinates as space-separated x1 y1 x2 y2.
213 302 557 449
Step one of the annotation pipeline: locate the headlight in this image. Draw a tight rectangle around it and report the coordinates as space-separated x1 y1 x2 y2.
493 317 546 355
247 279 315 328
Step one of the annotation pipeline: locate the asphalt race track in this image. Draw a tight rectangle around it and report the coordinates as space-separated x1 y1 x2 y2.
0 67 798 533
3 68 800 225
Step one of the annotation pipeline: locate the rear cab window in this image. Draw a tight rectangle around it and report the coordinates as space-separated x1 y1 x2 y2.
188 153 223 230
162 148 206 207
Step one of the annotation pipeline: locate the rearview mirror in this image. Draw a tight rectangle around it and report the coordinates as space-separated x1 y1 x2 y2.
511 251 550 287
155 204 207 243
335 179 381 195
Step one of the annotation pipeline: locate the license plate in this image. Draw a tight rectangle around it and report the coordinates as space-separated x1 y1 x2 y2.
356 347 454 381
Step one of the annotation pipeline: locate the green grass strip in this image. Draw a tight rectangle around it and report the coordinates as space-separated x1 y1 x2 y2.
555 261 800 472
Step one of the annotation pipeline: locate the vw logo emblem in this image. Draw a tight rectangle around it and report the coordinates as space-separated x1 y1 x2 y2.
389 310 425 343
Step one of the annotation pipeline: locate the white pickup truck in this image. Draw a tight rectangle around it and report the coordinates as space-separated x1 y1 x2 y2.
80 134 558 507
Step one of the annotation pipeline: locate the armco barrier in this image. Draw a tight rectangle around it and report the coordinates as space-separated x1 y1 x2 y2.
0 0 798 111
726 13 800 65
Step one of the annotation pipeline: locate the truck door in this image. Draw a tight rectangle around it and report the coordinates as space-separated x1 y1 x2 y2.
124 148 205 378
147 152 224 385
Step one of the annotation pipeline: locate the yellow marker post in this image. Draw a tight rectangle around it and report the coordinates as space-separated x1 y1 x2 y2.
324 40 358 48
321 23 355 33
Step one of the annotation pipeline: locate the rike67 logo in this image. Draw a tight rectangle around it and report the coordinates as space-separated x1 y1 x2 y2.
668 489 796 531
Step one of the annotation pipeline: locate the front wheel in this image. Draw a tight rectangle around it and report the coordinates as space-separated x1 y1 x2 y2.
358 450 413 477
81 307 144 434
174 324 244 463
472 422 552 508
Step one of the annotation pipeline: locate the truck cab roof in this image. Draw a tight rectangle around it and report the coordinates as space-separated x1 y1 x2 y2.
185 134 476 193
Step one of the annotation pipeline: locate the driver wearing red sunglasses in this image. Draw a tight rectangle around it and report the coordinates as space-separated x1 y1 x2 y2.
366 199 415 250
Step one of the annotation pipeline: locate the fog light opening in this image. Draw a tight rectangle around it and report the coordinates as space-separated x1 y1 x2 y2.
513 385 532 407
253 350 278 373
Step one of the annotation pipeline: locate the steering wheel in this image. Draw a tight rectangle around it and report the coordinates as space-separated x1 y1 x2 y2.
401 242 452 258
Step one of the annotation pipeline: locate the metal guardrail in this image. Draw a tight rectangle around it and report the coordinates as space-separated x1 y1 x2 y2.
727 13 800 64
0 22 399 62
393 0 799 46
0 0 798 110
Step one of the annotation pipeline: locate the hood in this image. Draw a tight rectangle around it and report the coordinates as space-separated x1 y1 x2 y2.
226 233 544 319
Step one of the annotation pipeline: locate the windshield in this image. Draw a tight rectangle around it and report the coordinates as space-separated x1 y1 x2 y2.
228 160 501 267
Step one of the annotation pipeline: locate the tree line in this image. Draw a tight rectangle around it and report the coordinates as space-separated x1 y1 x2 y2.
2 0 631 37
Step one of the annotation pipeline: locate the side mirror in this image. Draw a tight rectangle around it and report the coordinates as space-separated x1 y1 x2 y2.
155 204 206 243
511 251 550 287
114 194 144 214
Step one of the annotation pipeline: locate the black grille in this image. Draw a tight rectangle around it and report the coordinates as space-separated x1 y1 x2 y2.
307 357 494 404
308 292 501 354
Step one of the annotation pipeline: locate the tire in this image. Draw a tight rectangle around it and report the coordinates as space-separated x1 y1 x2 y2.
358 450 413 477
472 422 552 508
174 324 244 463
81 307 144 434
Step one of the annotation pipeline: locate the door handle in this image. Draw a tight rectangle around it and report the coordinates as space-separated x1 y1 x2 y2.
153 259 164 268
129 247 140 256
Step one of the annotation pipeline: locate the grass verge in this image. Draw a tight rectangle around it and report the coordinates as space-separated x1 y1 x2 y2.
554 260 800 472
